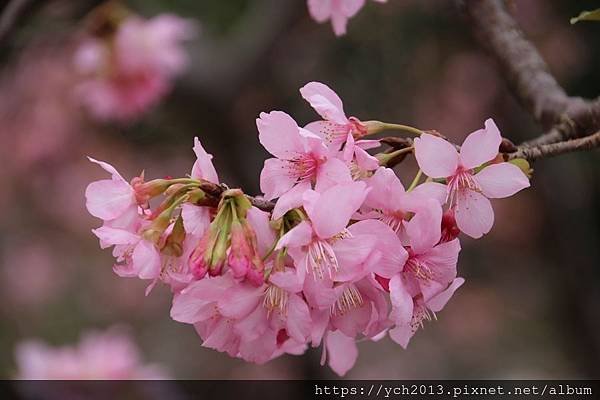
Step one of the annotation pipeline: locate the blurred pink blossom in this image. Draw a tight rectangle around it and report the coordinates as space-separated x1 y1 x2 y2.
307 0 387 36
15 328 167 379
74 14 195 122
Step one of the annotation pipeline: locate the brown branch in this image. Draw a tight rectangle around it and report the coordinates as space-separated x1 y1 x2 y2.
508 131 600 161
198 181 275 212
461 0 600 144
0 0 33 44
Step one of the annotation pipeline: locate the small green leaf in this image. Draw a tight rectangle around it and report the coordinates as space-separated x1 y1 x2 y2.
570 9 600 24
509 158 533 178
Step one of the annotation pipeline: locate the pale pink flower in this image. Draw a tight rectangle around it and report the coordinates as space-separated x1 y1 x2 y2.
275 181 374 284
301 81 368 149
15 328 167 379
364 167 446 237
181 137 220 238
170 272 310 364
74 14 194 121
307 0 387 36
258 110 350 200
92 224 161 282
85 157 138 223
413 119 530 238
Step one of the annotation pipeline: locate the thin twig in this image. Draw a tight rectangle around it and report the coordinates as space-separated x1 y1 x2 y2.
0 0 32 43
508 131 600 161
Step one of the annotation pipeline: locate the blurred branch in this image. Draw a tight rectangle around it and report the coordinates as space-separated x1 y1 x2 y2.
461 0 600 146
508 131 600 161
0 0 32 43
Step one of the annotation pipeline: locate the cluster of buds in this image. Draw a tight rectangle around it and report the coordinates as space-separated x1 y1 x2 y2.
86 82 531 376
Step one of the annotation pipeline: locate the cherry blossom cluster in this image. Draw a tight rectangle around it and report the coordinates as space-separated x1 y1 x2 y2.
307 0 387 36
86 82 530 375
15 328 166 379
74 9 195 121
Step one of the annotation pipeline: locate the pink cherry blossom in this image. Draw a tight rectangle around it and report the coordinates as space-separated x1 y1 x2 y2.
301 81 369 149
275 181 373 283
15 328 167 379
85 157 138 223
258 110 350 200
307 0 387 36
413 119 530 238
74 14 195 122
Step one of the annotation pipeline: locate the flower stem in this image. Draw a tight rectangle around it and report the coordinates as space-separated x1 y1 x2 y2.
407 169 423 191
376 147 414 166
364 121 425 136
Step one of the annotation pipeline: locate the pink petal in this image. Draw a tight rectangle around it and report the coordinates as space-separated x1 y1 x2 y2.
331 11 349 36
272 180 311 220
191 137 219 183
307 0 332 22
259 158 296 200
286 294 312 342
181 204 211 237
388 275 413 335
257 111 304 159
354 146 380 171
310 308 330 346
347 219 407 278
427 277 465 312
306 181 368 239
132 240 161 279
246 207 277 256
332 234 377 282
365 167 405 211
303 275 337 309
454 189 494 239
234 304 268 342
269 269 303 293
304 121 348 148
413 134 459 179
92 226 139 248
299 81 347 124
217 284 263 319
474 162 530 199
405 182 447 206
171 288 218 324
417 238 460 282
85 179 135 221
238 328 277 364
405 199 442 254
325 330 358 377
87 156 126 181
275 221 313 250
314 157 352 192
459 118 502 169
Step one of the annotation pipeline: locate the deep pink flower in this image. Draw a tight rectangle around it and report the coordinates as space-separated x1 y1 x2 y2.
307 0 387 36
414 119 530 238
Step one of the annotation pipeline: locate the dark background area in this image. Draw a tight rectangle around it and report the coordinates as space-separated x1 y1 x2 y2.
0 0 599 379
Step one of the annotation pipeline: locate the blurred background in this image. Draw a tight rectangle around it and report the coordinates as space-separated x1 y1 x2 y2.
0 0 599 379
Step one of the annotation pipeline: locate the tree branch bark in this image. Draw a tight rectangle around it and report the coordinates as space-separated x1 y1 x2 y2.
508 131 600 161
461 0 600 145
